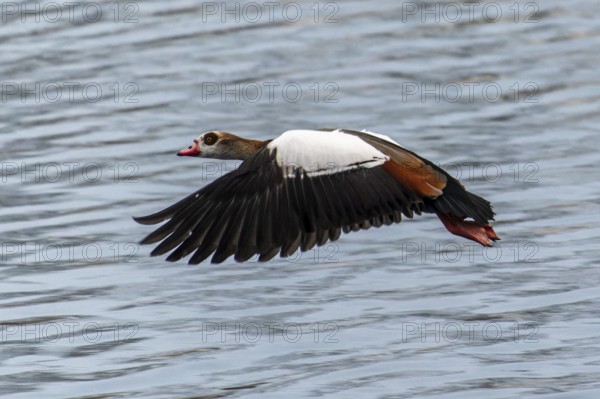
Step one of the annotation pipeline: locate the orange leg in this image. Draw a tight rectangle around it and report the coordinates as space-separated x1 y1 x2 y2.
436 212 499 247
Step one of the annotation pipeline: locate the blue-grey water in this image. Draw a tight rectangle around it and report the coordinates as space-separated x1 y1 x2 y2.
1 0 600 398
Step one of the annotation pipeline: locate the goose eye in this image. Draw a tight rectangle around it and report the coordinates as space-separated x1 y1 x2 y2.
204 133 218 146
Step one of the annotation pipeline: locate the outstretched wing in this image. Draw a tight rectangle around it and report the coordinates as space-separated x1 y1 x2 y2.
330 128 495 224
134 129 428 264
322 128 448 198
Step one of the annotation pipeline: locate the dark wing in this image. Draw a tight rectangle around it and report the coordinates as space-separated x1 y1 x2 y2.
134 147 425 264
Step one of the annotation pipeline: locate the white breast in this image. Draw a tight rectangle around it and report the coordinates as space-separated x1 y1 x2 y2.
267 129 389 177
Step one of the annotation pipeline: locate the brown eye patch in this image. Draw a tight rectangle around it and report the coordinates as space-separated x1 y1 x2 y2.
203 132 218 146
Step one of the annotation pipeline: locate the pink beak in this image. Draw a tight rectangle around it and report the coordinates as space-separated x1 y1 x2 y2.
177 139 200 156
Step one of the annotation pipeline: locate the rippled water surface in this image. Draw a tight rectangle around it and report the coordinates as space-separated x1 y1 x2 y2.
2 0 600 398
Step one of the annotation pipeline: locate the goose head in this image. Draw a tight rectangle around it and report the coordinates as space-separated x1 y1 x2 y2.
177 131 265 161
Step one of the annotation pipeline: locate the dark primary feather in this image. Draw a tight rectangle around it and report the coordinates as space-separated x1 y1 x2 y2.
134 147 426 264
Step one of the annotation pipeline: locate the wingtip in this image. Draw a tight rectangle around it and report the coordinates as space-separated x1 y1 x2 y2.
133 215 158 225
165 253 182 262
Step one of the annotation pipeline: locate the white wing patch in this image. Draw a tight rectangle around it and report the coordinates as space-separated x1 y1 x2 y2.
360 129 404 147
268 129 389 177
